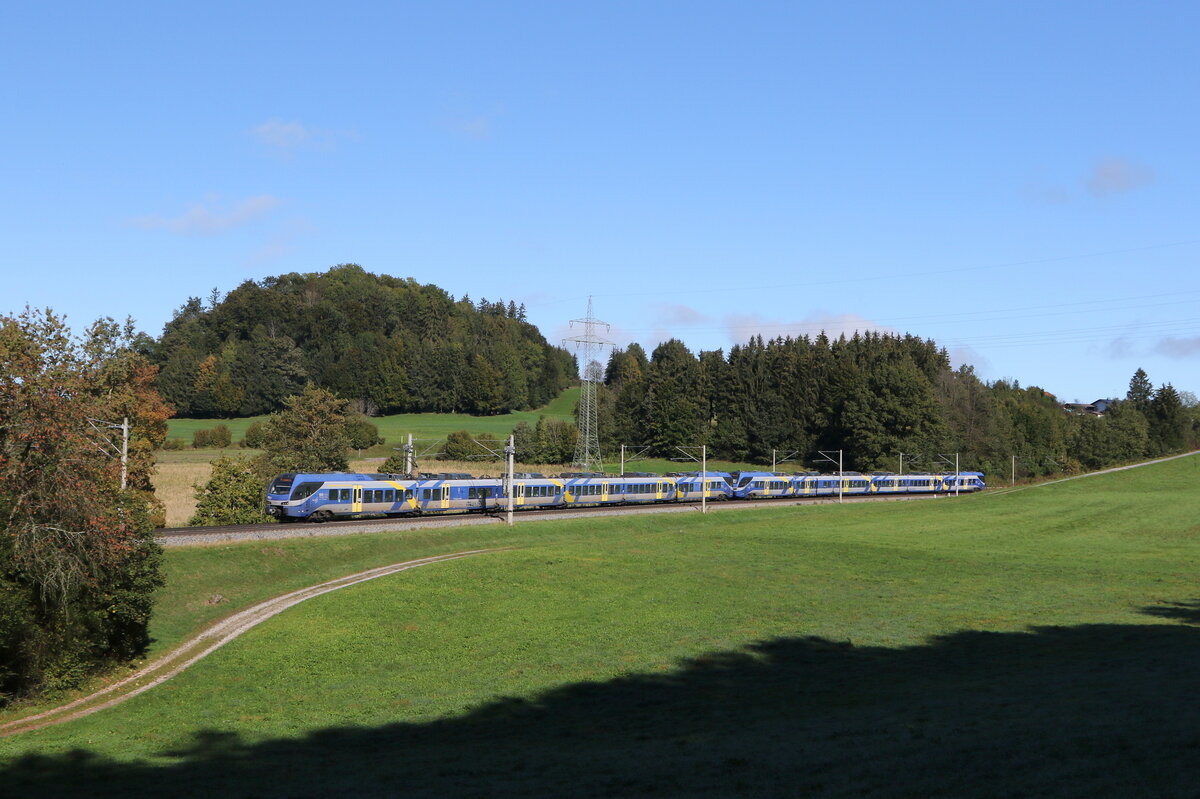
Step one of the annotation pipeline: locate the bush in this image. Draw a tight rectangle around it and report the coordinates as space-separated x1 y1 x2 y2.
161 437 186 451
192 425 232 449
380 452 409 474
441 430 500 461
346 416 383 451
189 457 272 526
242 420 268 449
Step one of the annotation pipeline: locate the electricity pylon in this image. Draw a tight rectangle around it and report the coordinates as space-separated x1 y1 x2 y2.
562 296 613 472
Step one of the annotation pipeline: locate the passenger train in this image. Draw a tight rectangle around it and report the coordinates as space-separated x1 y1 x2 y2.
265 468 985 522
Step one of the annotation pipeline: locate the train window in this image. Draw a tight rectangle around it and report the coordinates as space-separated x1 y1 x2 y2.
291 482 322 501
468 487 477 499
421 489 430 501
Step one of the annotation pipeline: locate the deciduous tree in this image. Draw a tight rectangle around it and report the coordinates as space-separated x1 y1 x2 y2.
0 309 164 699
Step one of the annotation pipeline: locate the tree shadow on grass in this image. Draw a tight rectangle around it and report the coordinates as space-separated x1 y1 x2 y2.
5 603 1200 798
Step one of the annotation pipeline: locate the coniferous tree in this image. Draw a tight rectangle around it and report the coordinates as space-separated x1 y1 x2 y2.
1127 368 1154 414
1149 383 1187 454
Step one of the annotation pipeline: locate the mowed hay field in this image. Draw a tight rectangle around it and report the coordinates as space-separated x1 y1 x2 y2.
155 454 592 527
4 456 1200 797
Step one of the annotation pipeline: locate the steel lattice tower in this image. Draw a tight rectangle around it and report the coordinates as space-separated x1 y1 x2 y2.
563 296 613 472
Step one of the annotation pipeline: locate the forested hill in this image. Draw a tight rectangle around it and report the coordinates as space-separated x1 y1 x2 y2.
151 264 577 418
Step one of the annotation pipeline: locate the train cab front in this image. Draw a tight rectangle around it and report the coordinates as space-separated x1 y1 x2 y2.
265 473 324 520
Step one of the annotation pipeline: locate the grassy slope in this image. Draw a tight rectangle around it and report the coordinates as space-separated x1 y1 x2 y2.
166 386 582 443
4 456 1200 796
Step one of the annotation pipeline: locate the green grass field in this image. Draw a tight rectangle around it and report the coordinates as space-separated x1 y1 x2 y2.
4 456 1200 796
166 387 582 448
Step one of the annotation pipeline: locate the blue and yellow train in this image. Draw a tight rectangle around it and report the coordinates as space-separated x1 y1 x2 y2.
265 468 985 522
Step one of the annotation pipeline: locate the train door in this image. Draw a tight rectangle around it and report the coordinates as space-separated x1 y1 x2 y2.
602 482 609 502
439 485 450 510
352 485 363 513
516 484 525 506
655 482 663 501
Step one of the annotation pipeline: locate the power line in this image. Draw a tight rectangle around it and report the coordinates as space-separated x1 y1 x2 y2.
526 238 1200 305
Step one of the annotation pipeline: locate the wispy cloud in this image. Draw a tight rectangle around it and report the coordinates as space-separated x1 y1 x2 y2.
251 119 357 152
947 344 990 374
1025 157 1155 204
246 218 317 264
442 115 493 140
1152 336 1200 358
1105 334 1140 359
128 194 282 236
1086 158 1154 196
724 311 895 344
653 303 713 326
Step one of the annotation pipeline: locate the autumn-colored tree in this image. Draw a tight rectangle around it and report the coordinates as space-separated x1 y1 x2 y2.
0 309 165 699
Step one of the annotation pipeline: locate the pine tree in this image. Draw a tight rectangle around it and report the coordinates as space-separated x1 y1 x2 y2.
1127 368 1153 414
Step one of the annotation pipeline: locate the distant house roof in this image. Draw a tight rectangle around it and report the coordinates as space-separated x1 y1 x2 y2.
1061 398 1118 416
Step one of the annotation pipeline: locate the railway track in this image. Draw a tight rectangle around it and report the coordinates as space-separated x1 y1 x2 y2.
158 492 943 545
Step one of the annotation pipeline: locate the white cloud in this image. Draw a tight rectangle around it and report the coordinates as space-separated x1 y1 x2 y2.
251 119 357 151
1086 158 1154 196
128 194 282 236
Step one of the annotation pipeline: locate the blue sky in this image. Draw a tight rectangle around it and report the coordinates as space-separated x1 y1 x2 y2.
3 1 1198 402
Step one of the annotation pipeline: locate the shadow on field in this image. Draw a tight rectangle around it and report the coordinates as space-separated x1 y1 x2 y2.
6 603 1200 798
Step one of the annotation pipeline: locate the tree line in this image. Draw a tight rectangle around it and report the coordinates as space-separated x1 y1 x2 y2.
599 333 1198 477
151 264 577 418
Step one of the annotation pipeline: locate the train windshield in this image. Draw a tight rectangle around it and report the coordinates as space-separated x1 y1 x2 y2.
269 474 296 495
